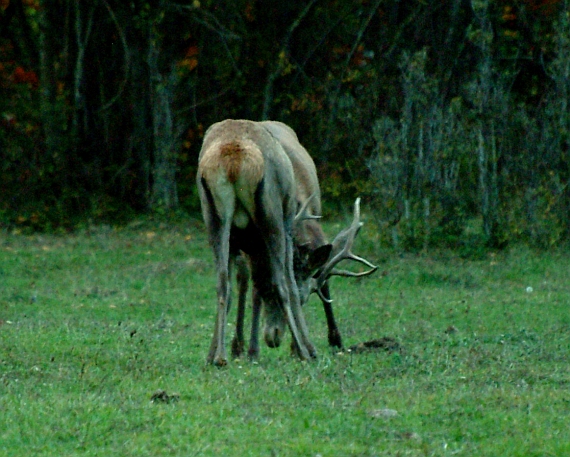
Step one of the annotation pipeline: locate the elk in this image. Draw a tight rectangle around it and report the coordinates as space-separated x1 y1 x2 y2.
226 121 378 360
197 119 318 366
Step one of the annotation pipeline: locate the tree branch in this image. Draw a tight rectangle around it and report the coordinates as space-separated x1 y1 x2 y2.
323 0 383 150
169 2 242 40
98 0 130 112
260 0 319 120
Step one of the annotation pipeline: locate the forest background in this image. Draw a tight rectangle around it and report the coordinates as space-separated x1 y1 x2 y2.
1 0 569 251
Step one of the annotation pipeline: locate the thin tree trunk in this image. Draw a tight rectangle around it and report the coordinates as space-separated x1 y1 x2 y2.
478 123 500 244
322 0 383 150
150 74 179 209
260 0 317 120
72 3 94 147
38 6 66 165
130 49 152 207
148 28 179 210
477 126 490 238
423 196 430 251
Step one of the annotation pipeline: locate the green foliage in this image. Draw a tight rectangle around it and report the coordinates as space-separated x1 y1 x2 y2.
0 0 569 252
1 223 570 455
366 2 570 251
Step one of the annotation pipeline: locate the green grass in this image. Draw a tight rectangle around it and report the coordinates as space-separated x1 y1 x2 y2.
1 218 569 456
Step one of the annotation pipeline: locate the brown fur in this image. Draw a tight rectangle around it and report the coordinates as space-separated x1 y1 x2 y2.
199 139 264 193
219 142 244 184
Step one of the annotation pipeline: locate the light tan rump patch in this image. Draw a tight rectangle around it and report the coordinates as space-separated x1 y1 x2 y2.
220 142 245 184
235 140 264 190
199 138 265 196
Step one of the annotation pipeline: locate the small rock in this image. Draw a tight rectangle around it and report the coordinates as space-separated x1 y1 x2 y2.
398 431 421 441
369 408 399 418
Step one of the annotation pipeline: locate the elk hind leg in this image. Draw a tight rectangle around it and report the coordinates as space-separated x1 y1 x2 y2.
231 253 249 358
247 286 262 360
207 223 233 367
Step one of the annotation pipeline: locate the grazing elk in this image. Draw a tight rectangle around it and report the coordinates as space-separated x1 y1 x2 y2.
197 119 318 366
227 121 378 360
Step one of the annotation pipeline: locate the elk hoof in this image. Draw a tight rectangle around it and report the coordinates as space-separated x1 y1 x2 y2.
231 337 245 358
212 357 228 367
291 340 317 360
247 347 259 361
307 343 318 359
328 330 343 349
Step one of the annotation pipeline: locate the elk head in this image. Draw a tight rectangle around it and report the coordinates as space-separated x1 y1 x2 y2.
232 196 378 361
311 197 378 305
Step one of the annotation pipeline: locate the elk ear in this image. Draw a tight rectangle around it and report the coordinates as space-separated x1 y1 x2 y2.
308 244 333 273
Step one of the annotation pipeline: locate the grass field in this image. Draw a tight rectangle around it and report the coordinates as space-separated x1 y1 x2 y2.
1 217 569 456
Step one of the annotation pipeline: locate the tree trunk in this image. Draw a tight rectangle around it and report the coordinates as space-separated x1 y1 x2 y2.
478 123 500 245
148 29 179 210
477 127 489 238
38 6 66 166
71 3 94 148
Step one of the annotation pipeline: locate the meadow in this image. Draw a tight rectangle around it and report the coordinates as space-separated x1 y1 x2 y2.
1 216 569 456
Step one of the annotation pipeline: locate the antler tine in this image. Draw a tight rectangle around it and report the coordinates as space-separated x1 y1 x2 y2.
329 250 378 277
294 192 322 222
315 284 331 304
329 262 378 278
314 198 378 300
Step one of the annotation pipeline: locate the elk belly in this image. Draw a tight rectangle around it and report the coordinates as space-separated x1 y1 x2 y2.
233 176 259 228
233 205 250 229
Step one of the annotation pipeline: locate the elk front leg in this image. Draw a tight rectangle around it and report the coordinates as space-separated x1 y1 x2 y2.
262 233 313 360
320 282 343 349
284 235 317 359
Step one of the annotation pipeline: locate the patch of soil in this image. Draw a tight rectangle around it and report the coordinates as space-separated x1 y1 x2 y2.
347 336 401 354
150 389 180 404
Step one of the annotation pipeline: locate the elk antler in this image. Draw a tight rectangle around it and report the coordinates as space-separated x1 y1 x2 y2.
294 192 322 222
314 198 378 303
